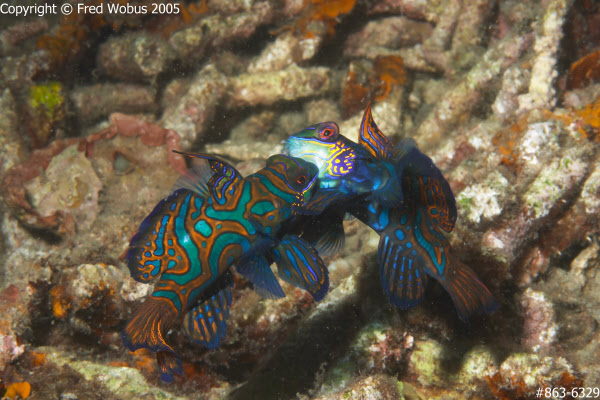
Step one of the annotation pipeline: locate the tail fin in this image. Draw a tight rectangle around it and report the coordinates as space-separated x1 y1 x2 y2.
156 351 183 383
122 297 183 381
441 258 498 321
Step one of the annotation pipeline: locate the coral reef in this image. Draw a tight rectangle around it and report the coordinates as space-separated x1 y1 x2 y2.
1 0 600 399
97 33 176 82
70 83 157 125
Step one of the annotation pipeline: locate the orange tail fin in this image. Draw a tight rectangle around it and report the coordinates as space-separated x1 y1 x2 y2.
122 297 183 381
441 258 498 322
157 351 183 383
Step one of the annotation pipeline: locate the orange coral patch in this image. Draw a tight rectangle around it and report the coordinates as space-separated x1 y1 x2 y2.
342 56 408 117
108 360 130 368
573 96 600 140
342 69 372 118
3 382 32 399
132 349 155 374
31 352 47 367
567 51 600 90
485 371 584 400
310 0 356 18
188 0 209 16
553 96 600 141
50 285 71 319
491 112 531 172
280 0 357 39
183 362 206 379
374 56 407 101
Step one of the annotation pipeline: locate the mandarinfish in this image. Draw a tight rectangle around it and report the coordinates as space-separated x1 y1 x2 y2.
284 104 498 322
123 153 334 382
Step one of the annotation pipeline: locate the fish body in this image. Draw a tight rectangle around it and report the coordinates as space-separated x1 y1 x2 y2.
284 105 497 321
123 154 329 381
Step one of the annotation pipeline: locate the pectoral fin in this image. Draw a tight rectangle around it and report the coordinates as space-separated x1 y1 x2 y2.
236 254 285 299
367 176 405 209
122 297 182 382
313 212 346 257
299 189 345 215
274 235 329 301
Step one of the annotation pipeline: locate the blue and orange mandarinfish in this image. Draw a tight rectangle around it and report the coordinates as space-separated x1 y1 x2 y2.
123 153 332 381
284 104 498 321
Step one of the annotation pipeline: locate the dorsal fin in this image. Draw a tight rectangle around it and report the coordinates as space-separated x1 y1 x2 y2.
171 162 212 198
359 103 393 160
392 137 418 161
172 151 243 205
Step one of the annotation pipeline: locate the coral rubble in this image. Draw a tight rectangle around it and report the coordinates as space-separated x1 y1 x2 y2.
1 0 600 399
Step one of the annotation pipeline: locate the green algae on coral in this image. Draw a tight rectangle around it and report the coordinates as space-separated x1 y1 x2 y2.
29 82 64 117
26 82 66 146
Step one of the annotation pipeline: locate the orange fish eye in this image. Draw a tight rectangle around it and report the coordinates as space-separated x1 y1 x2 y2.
297 175 307 185
320 128 335 140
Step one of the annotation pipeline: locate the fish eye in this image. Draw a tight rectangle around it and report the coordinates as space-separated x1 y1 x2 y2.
296 175 307 185
319 127 338 141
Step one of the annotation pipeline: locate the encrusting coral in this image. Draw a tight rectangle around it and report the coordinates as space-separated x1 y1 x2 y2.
1 0 600 398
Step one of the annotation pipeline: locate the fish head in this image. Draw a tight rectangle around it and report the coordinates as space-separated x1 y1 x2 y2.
283 121 394 197
262 154 320 213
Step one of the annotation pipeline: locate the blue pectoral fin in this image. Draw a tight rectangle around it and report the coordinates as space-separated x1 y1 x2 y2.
313 214 346 257
368 176 405 208
236 255 285 299
274 235 329 302
378 228 428 309
182 276 234 350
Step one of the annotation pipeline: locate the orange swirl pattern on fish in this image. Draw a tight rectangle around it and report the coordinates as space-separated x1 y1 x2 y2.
123 154 323 382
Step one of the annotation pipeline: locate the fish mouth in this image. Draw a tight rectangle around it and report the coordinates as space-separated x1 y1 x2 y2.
281 140 291 155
